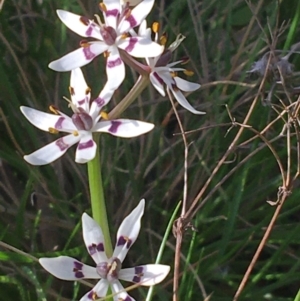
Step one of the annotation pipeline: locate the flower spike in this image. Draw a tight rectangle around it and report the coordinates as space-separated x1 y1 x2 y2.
39 199 170 300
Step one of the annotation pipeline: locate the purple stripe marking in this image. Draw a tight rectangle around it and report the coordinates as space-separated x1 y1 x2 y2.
75 271 84 278
78 98 85 105
54 117 65 130
117 235 132 248
153 72 164 85
73 261 84 278
125 14 137 28
94 97 105 107
85 23 96 37
124 296 133 301
87 290 98 300
132 275 141 283
117 236 126 246
125 37 138 53
88 243 104 255
83 46 97 60
108 120 122 134
106 9 119 17
135 266 144 274
55 138 69 151
74 261 83 269
107 57 122 68
78 139 94 150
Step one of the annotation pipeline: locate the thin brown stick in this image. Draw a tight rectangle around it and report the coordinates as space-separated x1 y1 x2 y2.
166 88 189 301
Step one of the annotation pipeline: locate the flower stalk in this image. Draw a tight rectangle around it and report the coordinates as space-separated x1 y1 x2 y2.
87 134 113 257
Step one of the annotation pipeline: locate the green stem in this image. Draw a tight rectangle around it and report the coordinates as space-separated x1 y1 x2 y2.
87 135 113 257
108 75 150 119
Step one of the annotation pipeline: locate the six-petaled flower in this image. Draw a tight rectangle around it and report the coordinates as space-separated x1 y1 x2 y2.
39 199 170 301
49 0 163 90
138 21 205 115
21 68 154 165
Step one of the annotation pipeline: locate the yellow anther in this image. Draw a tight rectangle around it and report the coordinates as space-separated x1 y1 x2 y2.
170 71 177 78
100 111 109 120
92 292 99 301
80 40 90 48
85 87 91 95
152 22 160 33
184 69 194 76
48 127 59 134
103 50 110 58
160 33 167 46
120 33 129 39
73 131 79 136
49 105 59 115
99 2 107 12
69 86 75 96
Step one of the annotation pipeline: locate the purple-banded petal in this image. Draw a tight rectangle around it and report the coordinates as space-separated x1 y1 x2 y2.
24 134 80 165
70 68 91 112
106 46 125 90
118 0 154 32
82 213 108 264
174 76 201 92
75 132 96 163
20 106 76 133
102 0 120 30
39 256 99 280
56 10 102 40
170 87 205 115
49 42 108 72
118 37 163 58
79 279 109 301
90 86 115 120
112 199 145 262
93 119 154 138
119 264 170 286
149 72 166 96
111 281 136 301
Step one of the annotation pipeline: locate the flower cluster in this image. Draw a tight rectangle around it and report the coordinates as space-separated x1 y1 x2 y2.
20 1 204 299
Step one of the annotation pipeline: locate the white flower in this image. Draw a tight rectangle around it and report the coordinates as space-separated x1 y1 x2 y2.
138 21 205 115
39 199 170 301
49 0 163 90
21 68 154 165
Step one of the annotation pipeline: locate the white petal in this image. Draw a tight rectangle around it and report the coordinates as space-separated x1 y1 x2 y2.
75 132 97 163
93 119 154 138
102 0 120 29
90 86 115 120
111 281 136 301
149 72 166 96
106 46 125 90
39 256 99 280
24 135 80 165
174 76 200 92
119 264 170 286
79 279 109 301
49 43 108 72
56 10 102 40
112 199 145 262
70 68 91 112
82 213 108 264
118 37 163 58
20 106 75 132
137 20 151 38
171 87 205 115
118 0 154 32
